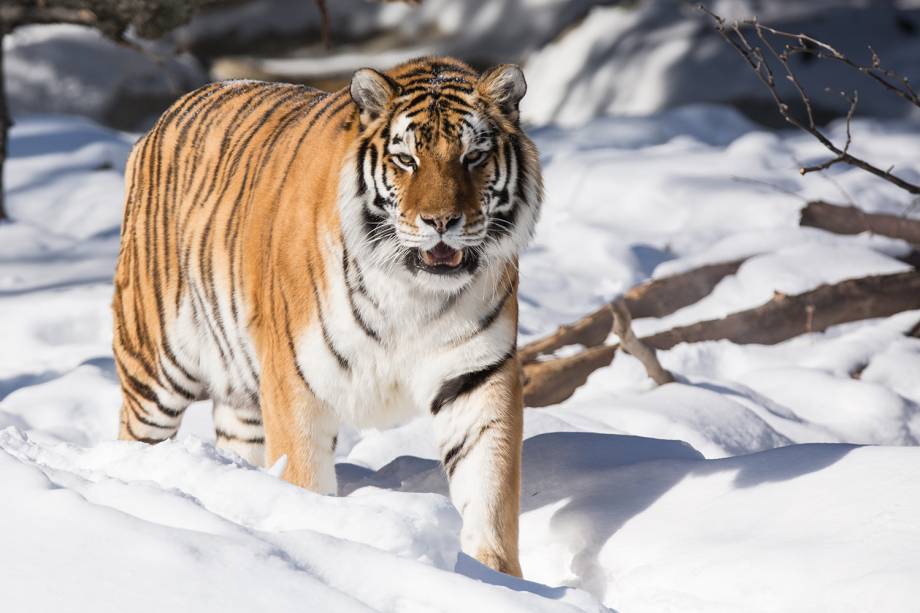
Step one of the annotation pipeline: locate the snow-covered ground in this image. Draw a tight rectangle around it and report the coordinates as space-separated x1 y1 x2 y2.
3 107 920 612
521 0 920 126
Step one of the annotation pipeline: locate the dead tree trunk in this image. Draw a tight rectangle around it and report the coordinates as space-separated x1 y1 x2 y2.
0 27 8 222
801 201 920 245
641 271 920 349
520 258 746 364
523 344 618 408
523 271 920 407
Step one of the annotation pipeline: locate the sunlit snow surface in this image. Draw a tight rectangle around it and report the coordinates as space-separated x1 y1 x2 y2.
2 109 920 612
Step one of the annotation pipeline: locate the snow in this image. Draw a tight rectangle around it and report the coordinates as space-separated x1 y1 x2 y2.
522 1 920 126
3 107 920 611
176 0 615 68
5 25 206 129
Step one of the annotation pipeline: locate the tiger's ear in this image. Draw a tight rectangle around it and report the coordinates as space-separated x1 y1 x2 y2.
350 68 399 123
478 64 527 121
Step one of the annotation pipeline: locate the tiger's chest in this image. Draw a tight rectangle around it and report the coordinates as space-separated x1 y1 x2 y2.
290 256 515 428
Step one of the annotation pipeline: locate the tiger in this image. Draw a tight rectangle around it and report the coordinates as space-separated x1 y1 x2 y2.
112 56 543 576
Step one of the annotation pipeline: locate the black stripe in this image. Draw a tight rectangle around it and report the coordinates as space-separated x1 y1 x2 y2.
443 440 465 472
303 255 351 373
189 282 239 387
399 82 474 96
127 398 174 430
443 418 499 478
123 372 159 404
318 304 350 371
215 428 265 445
452 282 512 345
280 290 314 391
239 416 262 426
430 351 513 415
122 373 185 420
158 357 198 401
342 250 380 342
124 418 167 445
161 339 199 388
349 257 380 311
396 62 476 80
355 138 370 195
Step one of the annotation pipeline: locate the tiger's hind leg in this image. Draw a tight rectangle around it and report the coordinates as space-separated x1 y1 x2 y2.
213 400 266 466
116 359 199 445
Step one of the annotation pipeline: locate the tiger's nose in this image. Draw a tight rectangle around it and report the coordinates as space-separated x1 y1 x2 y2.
420 213 462 234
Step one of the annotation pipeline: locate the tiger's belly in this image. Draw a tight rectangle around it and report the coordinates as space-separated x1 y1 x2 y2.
170 286 454 430
295 332 425 429
169 288 263 410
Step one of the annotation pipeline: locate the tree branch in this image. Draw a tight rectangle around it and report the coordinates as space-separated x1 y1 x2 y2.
699 5 920 195
519 258 746 364
524 271 920 407
610 299 674 385
800 200 920 245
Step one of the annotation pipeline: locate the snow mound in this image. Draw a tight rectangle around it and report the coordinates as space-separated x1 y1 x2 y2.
6 25 205 129
1 427 605 612
521 436 920 612
322 431 920 612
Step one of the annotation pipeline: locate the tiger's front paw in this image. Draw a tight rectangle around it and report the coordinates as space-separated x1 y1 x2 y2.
476 548 522 577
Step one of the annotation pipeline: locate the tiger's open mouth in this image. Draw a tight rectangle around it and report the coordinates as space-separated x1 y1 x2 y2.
414 243 467 275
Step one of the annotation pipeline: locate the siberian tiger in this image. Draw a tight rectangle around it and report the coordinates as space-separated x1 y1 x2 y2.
113 56 542 575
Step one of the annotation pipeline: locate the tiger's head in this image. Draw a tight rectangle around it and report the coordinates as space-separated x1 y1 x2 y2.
342 57 543 293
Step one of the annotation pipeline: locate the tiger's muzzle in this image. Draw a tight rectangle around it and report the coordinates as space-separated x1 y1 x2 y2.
407 243 480 276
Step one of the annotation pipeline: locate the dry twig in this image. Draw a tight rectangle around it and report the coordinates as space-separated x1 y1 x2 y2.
610 300 674 385
699 5 920 195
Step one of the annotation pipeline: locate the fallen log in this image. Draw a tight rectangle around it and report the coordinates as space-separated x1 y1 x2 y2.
907 319 920 339
523 271 920 407
624 259 748 320
523 344 618 408
519 258 746 364
800 201 920 245
642 271 920 349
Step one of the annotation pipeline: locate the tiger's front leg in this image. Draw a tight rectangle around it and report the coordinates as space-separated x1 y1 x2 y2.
259 352 339 495
431 353 524 577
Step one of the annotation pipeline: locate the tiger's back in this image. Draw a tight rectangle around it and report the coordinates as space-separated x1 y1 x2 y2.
115 80 352 446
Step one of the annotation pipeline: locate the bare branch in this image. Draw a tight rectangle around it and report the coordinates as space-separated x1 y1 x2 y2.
524 271 920 407
519 258 747 364
610 300 674 385
800 200 920 244
698 5 920 195
314 0 330 48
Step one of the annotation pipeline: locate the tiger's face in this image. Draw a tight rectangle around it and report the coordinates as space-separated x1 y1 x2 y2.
345 58 542 292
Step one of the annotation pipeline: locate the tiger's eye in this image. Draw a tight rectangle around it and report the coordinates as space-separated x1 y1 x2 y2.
465 150 485 166
395 154 416 169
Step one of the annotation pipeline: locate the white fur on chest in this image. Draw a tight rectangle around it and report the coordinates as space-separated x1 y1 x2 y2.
294 244 515 429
